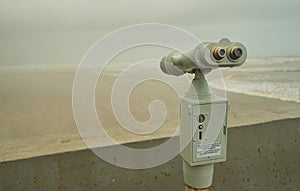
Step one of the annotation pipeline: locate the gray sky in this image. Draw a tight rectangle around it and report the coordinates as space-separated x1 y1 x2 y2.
0 0 299 66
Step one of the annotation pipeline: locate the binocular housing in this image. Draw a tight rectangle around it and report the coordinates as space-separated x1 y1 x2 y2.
160 38 247 76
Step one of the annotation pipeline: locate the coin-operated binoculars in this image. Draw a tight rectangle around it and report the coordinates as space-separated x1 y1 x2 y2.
160 38 247 191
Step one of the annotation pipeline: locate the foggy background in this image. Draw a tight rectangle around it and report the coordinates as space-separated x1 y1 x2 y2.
0 0 299 67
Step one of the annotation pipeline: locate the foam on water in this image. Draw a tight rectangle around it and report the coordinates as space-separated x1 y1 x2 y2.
222 57 300 103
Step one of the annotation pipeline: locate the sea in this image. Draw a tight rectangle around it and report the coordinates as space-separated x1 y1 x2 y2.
106 56 300 103
221 57 300 103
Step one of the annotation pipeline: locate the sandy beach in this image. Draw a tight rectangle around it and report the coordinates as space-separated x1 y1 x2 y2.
0 71 299 162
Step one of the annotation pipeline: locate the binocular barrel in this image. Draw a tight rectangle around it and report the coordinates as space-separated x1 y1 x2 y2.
160 38 247 76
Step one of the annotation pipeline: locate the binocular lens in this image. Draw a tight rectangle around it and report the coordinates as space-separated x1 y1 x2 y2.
212 47 226 61
219 49 225 56
228 47 243 61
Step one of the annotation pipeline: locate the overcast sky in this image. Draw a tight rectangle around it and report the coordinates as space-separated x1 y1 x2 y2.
0 0 299 66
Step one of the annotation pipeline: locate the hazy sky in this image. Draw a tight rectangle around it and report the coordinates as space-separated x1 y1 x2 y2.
0 0 299 66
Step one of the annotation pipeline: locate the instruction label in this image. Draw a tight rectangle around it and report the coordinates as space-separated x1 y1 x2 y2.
197 142 221 158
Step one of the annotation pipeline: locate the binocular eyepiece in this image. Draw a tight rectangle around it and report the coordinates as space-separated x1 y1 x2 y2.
211 47 226 61
211 46 243 62
160 38 247 76
227 46 243 61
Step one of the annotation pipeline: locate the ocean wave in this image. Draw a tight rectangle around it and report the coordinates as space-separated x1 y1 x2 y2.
223 80 300 103
246 57 300 65
227 68 300 73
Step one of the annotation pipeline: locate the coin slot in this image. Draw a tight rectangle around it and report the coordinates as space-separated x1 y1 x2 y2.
199 131 202 140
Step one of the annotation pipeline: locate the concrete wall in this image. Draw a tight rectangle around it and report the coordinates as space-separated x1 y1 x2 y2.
0 118 299 191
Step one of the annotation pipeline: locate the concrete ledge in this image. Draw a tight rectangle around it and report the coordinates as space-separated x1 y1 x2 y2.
1 118 299 191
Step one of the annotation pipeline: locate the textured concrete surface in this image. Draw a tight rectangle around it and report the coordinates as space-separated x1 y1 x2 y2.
0 118 299 191
212 118 300 191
